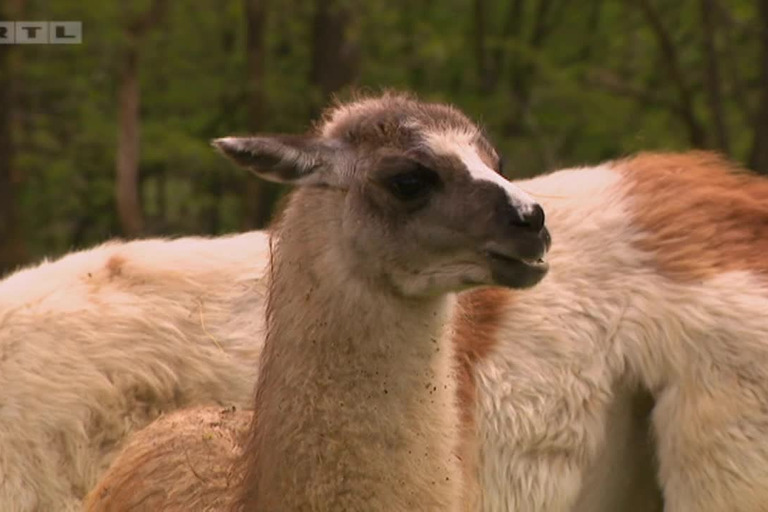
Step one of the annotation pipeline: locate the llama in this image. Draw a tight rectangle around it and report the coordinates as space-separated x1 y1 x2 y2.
0 231 270 511
86 148 768 511
465 151 767 511
86 92 550 511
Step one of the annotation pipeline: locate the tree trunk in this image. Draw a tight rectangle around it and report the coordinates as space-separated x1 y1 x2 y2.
308 0 360 114
115 0 167 238
0 0 27 275
116 37 144 237
242 0 279 229
750 0 768 174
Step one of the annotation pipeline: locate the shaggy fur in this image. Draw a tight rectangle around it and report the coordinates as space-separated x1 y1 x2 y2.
83 406 251 511
472 151 767 511
88 92 549 511
23 89 767 511
83 288 508 512
0 232 270 511
85 150 767 512
233 193 464 511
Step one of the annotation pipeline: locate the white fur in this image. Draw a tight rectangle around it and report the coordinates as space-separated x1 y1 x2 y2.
475 164 768 511
475 164 646 511
423 129 537 213
0 232 269 511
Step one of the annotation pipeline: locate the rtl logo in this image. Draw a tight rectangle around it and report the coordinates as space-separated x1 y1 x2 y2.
0 22 82 44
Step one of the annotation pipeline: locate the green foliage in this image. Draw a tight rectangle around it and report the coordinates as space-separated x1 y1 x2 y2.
8 0 765 263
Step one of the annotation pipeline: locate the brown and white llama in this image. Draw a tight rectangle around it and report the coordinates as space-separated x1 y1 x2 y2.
86 133 768 510
0 231 270 511
86 93 550 511
467 151 767 512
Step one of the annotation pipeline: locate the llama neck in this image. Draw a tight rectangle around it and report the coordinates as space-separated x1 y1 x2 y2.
235 192 463 511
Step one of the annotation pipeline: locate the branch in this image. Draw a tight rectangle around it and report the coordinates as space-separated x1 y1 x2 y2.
633 0 707 147
583 68 686 114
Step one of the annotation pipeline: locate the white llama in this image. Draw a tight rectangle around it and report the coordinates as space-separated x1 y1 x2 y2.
0 232 270 511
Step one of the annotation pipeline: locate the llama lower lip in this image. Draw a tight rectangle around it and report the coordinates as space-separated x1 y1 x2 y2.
485 250 550 289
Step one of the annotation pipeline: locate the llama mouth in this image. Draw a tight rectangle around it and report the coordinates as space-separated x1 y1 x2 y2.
484 250 549 289
485 251 549 271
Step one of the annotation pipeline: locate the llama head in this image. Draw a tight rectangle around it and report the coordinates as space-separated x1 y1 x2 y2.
214 93 550 297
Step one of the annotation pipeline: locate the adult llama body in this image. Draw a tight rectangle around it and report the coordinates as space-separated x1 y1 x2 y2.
466 151 768 512
86 92 551 511
0 231 271 511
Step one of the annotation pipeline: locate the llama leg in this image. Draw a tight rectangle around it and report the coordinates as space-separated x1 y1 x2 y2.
653 377 768 512
573 387 663 512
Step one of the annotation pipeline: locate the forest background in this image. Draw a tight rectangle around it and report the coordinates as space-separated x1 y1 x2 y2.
1 0 766 276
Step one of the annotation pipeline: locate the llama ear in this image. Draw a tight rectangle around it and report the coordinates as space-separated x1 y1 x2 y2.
212 135 338 186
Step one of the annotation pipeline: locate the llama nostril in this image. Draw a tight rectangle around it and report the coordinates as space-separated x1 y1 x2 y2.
528 204 546 232
511 203 545 232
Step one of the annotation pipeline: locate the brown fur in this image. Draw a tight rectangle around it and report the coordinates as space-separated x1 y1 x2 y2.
619 151 768 281
84 288 514 512
85 407 251 511
106 255 125 279
453 287 511 506
320 92 499 167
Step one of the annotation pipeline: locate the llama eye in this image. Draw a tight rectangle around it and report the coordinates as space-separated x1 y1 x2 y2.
385 166 440 202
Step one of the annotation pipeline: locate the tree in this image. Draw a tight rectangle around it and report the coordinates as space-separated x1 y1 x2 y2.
750 0 768 174
308 0 360 114
0 0 27 275
700 0 730 154
242 0 280 229
633 0 707 148
6 0 767 265
116 0 167 237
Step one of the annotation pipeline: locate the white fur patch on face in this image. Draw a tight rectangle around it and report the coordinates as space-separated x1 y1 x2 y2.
423 130 537 214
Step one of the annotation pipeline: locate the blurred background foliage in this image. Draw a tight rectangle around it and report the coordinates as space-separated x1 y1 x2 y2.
1 0 767 275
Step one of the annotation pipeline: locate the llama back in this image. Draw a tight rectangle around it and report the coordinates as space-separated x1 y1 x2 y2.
84 406 252 512
0 231 269 511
